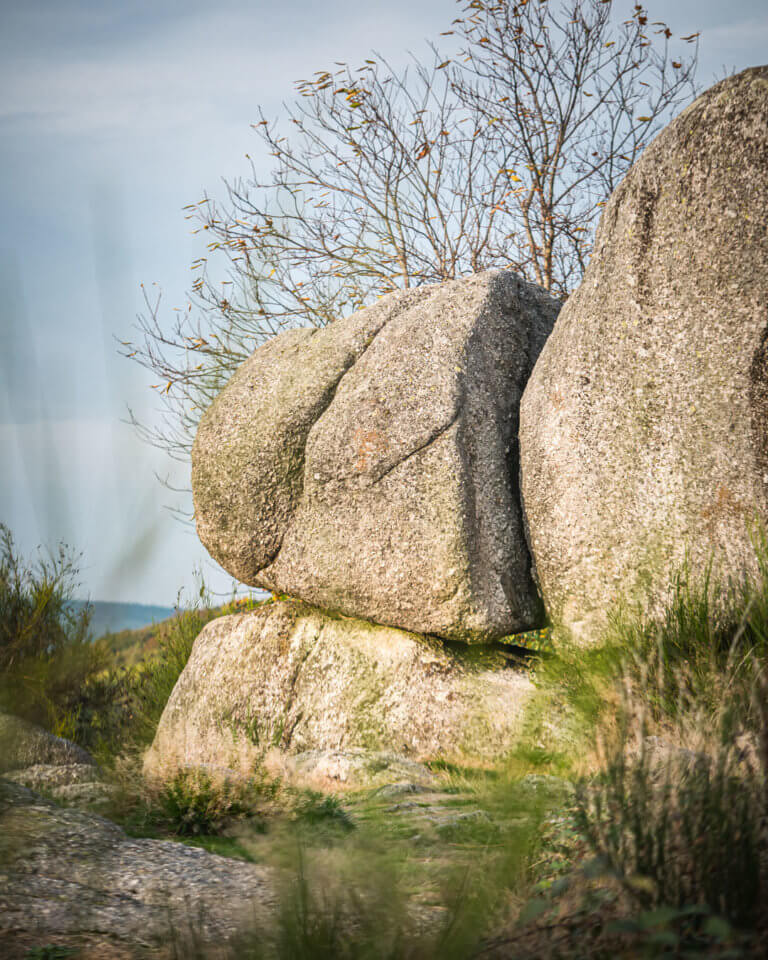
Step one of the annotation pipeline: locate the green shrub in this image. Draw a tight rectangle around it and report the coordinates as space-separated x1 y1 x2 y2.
0 523 108 740
159 768 263 836
104 758 275 842
572 533 768 937
608 530 768 728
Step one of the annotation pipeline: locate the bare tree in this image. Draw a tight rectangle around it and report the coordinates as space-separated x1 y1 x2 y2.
124 0 697 466
450 0 698 294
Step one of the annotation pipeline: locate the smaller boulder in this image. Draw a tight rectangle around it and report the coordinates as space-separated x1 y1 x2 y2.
0 713 94 774
145 601 535 778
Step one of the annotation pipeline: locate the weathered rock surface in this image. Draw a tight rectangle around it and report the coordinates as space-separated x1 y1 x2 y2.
279 749 438 792
0 712 95 773
4 762 99 790
145 602 534 778
0 779 275 959
520 66 768 641
193 270 559 641
4 762 115 807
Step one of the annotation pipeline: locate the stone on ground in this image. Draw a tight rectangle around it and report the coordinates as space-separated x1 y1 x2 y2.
144 602 535 780
192 270 559 641
0 779 275 960
0 712 95 773
520 66 768 642
279 749 438 792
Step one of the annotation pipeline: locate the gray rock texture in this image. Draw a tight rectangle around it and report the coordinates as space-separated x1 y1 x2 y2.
0 779 275 959
4 762 99 790
519 66 768 642
279 749 438 792
144 602 535 778
192 270 559 642
0 713 95 773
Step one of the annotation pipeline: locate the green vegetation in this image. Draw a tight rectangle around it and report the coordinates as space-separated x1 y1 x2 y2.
74 592 266 758
104 762 275 843
0 523 107 741
0 519 266 758
509 536 768 956
5 519 768 956
94 600 222 752
566 543 768 950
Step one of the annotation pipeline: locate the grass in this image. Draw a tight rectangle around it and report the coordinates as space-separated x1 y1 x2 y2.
162 766 559 960
8 518 768 957
521 533 768 956
0 523 111 742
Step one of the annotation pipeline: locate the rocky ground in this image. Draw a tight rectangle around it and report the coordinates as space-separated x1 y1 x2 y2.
0 713 573 959
0 780 276 960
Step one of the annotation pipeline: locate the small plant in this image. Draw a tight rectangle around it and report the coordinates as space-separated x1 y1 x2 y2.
0 522 110 741
158 768 266 836
103 756 275 842
291 791 354 831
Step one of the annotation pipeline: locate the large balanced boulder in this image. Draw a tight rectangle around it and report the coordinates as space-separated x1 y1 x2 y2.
520 66 768 642
193 270 559 642
144 601 535 778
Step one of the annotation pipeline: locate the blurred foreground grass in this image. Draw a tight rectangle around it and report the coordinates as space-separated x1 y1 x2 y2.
4 519 768 956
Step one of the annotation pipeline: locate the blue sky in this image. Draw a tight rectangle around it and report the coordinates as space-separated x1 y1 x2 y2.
1 0 766 605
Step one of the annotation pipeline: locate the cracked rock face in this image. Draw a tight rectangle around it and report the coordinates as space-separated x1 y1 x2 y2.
144 602 535 776
192 270 559 641
520 67 768 642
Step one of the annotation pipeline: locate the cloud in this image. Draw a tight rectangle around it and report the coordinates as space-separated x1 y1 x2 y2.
0 1 455 139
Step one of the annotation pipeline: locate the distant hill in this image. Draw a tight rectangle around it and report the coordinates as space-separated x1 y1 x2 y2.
70 600 178 639
70 595 270 668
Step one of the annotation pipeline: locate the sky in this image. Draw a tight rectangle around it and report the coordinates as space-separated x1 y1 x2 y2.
1 0 766 606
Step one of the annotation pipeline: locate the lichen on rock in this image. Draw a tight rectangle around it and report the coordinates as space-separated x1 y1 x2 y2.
144 601 535 781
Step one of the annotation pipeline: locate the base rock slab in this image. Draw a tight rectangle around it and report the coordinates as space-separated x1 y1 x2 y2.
145 602 535 778
0 780 274 959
